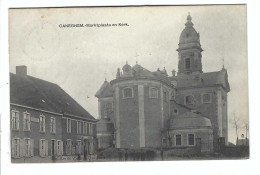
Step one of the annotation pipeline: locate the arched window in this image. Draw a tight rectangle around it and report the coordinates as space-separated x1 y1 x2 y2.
149 87 158 98
123 87 133 99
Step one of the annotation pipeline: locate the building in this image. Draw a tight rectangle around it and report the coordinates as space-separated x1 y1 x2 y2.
95 13 230 152
10 66 98 162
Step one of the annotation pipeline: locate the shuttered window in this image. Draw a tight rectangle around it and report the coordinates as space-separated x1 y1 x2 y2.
50 117 56 133
24 138 30 157
89 123 92 135
23 112 31 131
39 115 46 132
76 140 81 154
11 110 19 130
39 139 48 157
12 138 20 158
57 140 63 156
66 140 72 155
67 119 71 133
77 121 82 134
83 122 87 134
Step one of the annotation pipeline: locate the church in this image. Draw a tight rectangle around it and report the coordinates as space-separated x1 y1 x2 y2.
95 13 230 152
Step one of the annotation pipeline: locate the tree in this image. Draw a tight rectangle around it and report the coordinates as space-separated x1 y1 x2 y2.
232 113 240 145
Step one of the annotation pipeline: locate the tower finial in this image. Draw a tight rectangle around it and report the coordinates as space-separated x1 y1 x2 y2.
185 12 193 27
105 71 107 81
222 56 225 69
135 53 139 65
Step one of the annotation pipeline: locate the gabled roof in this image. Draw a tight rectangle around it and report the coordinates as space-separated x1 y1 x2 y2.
170 111 212 129
10 73 95 121
175 68 230 92
95 80 114 98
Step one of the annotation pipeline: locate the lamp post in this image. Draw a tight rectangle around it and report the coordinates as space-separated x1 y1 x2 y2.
241 134 244 145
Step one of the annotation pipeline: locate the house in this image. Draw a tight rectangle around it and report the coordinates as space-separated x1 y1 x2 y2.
10 66 98 162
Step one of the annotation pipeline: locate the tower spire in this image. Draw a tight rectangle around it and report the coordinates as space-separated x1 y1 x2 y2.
185 12 193 27
222 56 225 69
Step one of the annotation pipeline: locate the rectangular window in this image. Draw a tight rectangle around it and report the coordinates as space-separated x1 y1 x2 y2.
76 140 81 154
86 123 90 135
39 115 46 132
83 122 87 134
176 135 181 146
11 110 19 130
185 95 194 105
188 134 195 146
24 138 30 157
39 139 48 157
89 123 92 135
185 58 191 69
66 140 72 155
50 117 56 133
13 138 20 158
23 112 31 131
67 119 71 133
202 93 212 103
57 140 63 156
77 121 82 134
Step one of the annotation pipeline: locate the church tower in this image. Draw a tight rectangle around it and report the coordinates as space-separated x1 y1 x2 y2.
177 13 203 75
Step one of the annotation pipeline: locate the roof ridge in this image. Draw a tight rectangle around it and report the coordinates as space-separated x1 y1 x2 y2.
54 85 95 119
10 72 95 120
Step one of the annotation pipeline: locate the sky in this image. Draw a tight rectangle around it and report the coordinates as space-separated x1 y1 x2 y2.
9 5 248 144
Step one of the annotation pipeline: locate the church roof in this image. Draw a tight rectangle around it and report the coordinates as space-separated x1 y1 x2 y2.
95 80 114 98
174 68 230 92
170 111 212 129
110 63 174 87
10 72 96 121
132 64 155 78
178 13 201 51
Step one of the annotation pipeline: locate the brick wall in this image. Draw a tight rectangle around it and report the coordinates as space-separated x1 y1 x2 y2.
118 85 139 148
175 86 227 150
10 105 62 156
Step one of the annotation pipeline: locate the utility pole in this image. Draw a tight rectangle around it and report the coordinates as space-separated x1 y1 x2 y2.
233 113 239 146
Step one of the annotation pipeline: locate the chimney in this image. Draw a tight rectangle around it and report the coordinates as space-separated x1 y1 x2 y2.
172 69 176 77
16 65 27 76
